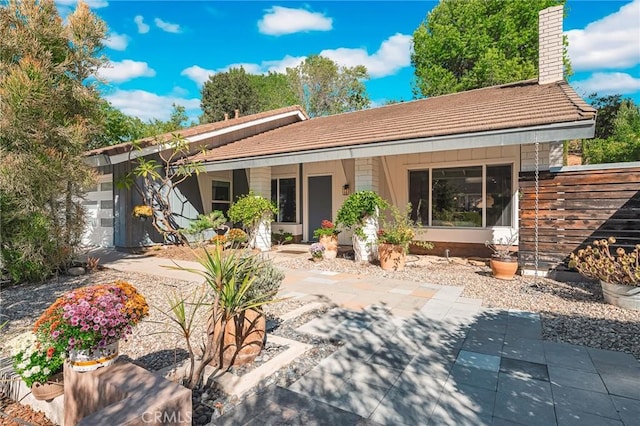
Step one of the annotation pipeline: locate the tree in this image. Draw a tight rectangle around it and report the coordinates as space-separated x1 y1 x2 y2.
144 103 190 136
411 0 570 97
583 101 640 164
286 55 370 117
587 93 631 140
200 67 260 123
0 0 106 282
248 72 298 111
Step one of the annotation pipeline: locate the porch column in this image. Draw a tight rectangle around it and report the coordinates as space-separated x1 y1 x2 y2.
548 141 564 168
353 157 380 262
249 167 271 251
354 157 380 192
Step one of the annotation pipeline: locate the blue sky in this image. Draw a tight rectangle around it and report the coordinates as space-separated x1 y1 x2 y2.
58 0 640 122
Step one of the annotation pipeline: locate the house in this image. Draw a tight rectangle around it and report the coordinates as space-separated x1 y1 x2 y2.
83 5 596 260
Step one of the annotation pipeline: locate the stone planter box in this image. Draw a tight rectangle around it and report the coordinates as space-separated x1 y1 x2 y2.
601 281 640 311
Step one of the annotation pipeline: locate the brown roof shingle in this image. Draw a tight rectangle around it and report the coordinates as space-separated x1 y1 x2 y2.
86 105 307 157
190 80 595 163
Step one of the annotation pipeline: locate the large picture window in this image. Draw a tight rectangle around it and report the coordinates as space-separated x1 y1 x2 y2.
212 180 231 215
271 178 296 222
408 164 512 228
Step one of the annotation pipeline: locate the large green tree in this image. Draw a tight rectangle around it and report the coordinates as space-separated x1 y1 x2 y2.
286 55 370 117
583 100 640 164
248 72 298 112
587 93 631 140
0 0 106 282
411 0 570 97
200 67 260 123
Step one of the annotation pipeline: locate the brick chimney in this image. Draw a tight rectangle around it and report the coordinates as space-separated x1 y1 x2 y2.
538 5 564 84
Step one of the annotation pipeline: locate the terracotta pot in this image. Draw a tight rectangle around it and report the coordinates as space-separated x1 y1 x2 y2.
68 341 119 372
210 309 266 367
319 235 339 259
378 243 406 271
601 280 640 311
490 257 518 280
31 372 64 401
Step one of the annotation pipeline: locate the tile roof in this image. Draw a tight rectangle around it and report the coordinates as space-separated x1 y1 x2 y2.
85 105 307 157
190 80 596 163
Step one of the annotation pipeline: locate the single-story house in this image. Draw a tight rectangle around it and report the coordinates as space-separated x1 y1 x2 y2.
83 5 596 260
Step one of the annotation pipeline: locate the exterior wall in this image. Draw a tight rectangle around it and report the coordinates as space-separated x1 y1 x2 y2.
520 143 551 172
83 166 114 247
271 164 303 238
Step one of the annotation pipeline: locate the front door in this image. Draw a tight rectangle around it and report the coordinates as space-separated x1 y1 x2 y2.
308 175 332 241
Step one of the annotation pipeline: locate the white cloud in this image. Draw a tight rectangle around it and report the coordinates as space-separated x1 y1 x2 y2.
105 89 200 122
56 0 108 9
181 33 412 87
103 32 128 51
97 60 156 83
320 33 412 78
181 65 215 86
572 72 640 96
566 0 640 71
258 6 332 36
134 15 149 34
154 18 182 34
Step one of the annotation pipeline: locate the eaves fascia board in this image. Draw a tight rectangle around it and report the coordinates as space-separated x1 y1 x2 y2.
200 119 595 172
87 110 307 166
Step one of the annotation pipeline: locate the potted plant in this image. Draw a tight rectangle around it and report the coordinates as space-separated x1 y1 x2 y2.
132 204 153 220
181 210 228 245
309 243 325 262
226 228 248 248
228 191 278 251
485 232 519 280
313 220 340 259
8 332 64 401
33 281 149 371
569 237 640 311
377 203 432 271
169 248 284 388
336 191 388 262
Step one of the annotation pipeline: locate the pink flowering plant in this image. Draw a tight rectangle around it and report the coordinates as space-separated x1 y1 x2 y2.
33 281 149 353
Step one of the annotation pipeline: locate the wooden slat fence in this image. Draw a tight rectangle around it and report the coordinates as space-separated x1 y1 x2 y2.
519 165 640 270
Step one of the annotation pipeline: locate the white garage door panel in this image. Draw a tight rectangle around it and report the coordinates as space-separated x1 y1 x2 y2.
82 174 114 247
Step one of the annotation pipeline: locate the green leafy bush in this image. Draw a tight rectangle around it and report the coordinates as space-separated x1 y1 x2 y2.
336 191 388 238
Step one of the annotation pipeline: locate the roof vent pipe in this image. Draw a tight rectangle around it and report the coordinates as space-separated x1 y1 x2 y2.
224 113 229 121
234 109 240 119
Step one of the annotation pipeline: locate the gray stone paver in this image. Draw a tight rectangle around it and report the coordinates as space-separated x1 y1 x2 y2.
99 253 639 426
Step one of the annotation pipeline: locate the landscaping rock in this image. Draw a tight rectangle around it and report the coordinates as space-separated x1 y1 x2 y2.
67 266 86 276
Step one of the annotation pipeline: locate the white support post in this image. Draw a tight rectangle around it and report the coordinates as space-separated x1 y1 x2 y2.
249 167 272 251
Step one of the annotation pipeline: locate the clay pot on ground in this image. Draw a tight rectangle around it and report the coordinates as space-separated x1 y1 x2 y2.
31 372 64 401
378 243 406 271
319 235 339 259
490 256 519 280
210 309 266 368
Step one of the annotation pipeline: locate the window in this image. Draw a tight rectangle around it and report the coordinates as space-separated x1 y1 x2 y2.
271 178 296 222
212 180 231 215
486 165 513 227
408 164 513 228
409 170 429 225
432 166 482 227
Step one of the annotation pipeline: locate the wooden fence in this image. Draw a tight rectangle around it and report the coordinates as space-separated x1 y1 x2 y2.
519 164 640 271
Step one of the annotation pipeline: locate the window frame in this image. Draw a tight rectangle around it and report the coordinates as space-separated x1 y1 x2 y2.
271 176 298 223
211 179 232 215
408 162 514 229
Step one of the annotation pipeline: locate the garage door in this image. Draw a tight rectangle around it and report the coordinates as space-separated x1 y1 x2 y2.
82 174 114 247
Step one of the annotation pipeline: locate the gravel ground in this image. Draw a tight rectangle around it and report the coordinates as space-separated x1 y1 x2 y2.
2 253 640 424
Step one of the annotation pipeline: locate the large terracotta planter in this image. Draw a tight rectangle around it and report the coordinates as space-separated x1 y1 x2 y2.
319 235 339 259
211 309 266 367
601 281 640 311
31 372 64 401
68 341 119 372
490 256 518 280
378 243 406 271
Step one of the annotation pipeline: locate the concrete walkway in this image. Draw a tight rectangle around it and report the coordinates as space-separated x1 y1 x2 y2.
93 248 640 426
